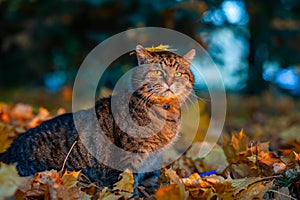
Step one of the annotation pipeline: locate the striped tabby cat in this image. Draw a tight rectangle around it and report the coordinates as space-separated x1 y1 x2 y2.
0 45 195 197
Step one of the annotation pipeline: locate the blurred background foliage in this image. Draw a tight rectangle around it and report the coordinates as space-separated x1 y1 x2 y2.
0 0 300 107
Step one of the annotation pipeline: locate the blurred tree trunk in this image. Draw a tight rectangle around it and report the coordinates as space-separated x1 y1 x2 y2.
246 0 277 94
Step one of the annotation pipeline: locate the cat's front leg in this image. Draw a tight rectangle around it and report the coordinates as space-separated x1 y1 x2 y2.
132 170 160 198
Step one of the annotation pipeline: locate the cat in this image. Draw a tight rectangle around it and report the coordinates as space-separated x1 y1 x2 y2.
0 44 195 197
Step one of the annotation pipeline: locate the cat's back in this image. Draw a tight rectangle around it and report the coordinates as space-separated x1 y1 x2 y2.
0 112 77 174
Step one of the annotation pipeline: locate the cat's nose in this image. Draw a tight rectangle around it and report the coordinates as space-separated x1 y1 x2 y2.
167 80 173 87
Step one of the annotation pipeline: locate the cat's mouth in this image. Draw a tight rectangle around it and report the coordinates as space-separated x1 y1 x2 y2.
162 89 175 97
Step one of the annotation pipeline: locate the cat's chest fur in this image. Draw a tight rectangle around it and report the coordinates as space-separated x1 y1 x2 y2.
91 92 181 170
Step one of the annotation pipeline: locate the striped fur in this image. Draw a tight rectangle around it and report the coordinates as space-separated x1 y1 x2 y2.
0 45 195 197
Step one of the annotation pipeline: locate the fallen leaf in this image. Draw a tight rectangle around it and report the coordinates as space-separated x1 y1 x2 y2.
26 107 50 128
113 169 134 193
62 170 81 189
232 129 248 153
273 187 291 200
236 180 273 200
165 168 186 199
224 129 249 163
0 103 10 123
0 163 23 199
10 103 33 123
155 184 182 200
182 173 205 187
0 123 14 153
186 142 228 173
97 186 132 200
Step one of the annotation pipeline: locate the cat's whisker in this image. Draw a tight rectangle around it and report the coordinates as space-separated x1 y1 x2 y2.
187 96 198 108
189 92 210 103
182 93 198 110
181 101 190 110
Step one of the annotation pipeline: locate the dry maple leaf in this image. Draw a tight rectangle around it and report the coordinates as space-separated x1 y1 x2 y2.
257 151 286 175
0 163 23 199
113 169 134 193
231 129 248 153
15 170 90 200
224 129 249 163
156 169 187 200
62 170 81 189
96 169 134 200
155 184 182 200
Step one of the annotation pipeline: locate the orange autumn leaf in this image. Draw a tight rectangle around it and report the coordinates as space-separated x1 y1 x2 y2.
181 173 203 187
155 184 181 200
57 107 66 115
292 151 300 166
257 151 282 166
17 170 89 200
231 129 248 153
26 107 50 128
224 129 249 163
0 103 10 123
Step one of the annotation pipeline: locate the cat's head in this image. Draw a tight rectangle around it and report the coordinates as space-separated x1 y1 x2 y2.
133 45 195 104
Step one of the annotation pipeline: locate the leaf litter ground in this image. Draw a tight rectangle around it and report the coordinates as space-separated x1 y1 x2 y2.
1 92 300 199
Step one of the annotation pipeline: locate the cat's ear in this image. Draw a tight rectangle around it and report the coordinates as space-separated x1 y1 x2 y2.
183 49 196 63
136 45 152 65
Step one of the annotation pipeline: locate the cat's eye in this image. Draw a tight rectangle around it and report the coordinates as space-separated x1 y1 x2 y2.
154 70 162 76
175 72 182 77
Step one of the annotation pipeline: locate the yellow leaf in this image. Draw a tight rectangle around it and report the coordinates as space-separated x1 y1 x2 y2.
0 163 23 199
98 187 110 199
182 173 202 187
62 170 81 189
145 44 177 52
0 123 14 153
113 169 134 193
98 187 132 200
